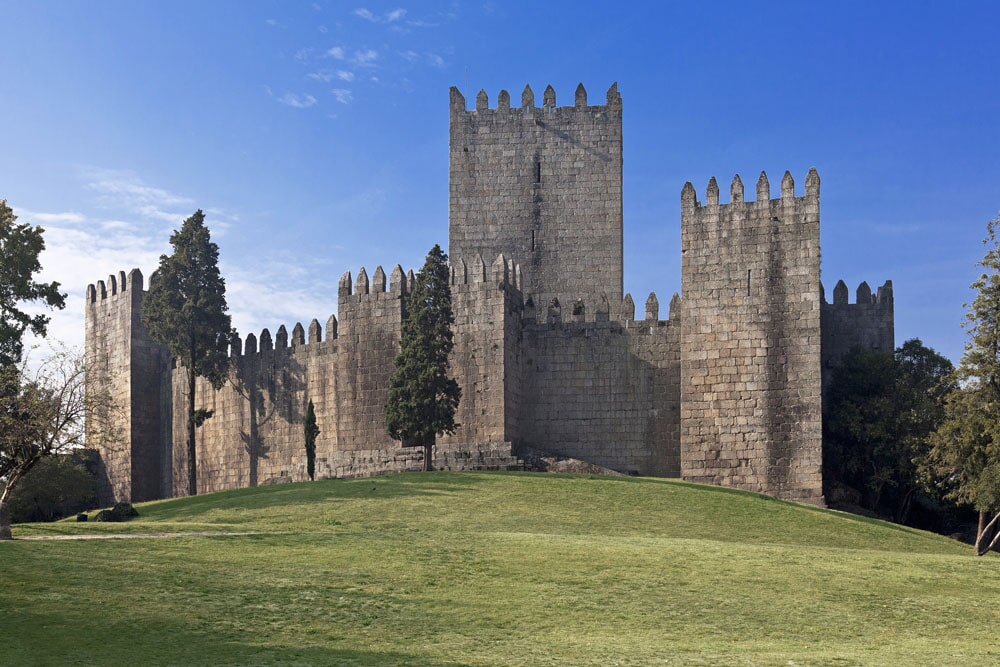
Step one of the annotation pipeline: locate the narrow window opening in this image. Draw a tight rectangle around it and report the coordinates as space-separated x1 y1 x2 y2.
534 160 541 184
746 269 751 297
531 230 536 251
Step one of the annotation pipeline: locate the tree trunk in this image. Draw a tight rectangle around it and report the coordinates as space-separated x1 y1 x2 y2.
0 498 11 540
974 510 1000 556
187 362 197 497
423 442 433 472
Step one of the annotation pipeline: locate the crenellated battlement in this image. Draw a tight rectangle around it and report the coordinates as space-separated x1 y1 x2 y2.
236 313 338 358
521 290 681 329
86 268 143 303
450 253 522 291
450 82 621 116
338 264 409 300
681 168 820 223
822 279 893 308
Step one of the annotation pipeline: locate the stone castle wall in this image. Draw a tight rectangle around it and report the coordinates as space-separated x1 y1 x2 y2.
679 171 824 503
448 83 623 310
517 293 681 477
85 82 895 506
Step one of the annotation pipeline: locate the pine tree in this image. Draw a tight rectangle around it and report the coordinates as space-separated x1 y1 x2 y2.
142 210 233 496
926 214 1000 554
385 245 461 471
304 400 319 481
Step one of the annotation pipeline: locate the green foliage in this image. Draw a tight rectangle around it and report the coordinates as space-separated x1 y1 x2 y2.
142 210 233 496
142 210 233 391
0 199 66 368
824 339 953 517
924 215 1000 553
303 400 319 481
385 245 461 470
6 455 96 523
5 473 998 666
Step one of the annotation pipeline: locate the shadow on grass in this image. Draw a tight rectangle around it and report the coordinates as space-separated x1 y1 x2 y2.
6 609 467 666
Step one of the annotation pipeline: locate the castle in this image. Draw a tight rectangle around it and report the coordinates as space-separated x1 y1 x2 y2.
85 83 893 506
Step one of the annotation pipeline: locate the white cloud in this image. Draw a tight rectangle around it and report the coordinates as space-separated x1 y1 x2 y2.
318 25 328 33
332 89 354 104
277 92 318 109
399 50 418 62
354 8 407 23
308 69 354 83
353 49 378 65
327 46 345 59
18 210 87 225
84 168 193 225
426 52 445 68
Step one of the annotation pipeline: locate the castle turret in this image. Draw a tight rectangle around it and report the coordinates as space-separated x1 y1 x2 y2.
679 170 824 505
85 269 166 503
448 83 623 310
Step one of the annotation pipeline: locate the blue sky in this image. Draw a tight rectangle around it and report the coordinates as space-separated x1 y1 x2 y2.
2 1 998 365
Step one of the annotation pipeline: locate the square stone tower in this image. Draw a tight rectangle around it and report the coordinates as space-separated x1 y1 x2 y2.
448 83 623 309
679 170 824 504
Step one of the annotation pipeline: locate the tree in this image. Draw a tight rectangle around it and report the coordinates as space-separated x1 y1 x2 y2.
304 400 319 481
1 348 119 539
142 210 233 497
6 454 96 523
0 199 66 367
386 245 461 471
824 339 953 520
923 214 1000 555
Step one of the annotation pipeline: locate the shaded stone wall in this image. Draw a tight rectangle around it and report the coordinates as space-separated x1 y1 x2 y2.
518 291 681 477
821 279 895 392
448 83 623 310
440 254 524 448
84 269 164 504
679 170 824 504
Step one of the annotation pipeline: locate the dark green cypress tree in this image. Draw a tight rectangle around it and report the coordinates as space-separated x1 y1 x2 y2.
142 210 233 496
304 400 319 481
385 245 461 471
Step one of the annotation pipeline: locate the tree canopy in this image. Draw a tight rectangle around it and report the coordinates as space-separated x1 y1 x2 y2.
0 199 66 368
142 210 233 496
823 339 953 521
924 214 1000 554
385 244 461 471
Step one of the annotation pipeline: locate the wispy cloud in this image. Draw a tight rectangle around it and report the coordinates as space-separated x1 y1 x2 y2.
332 89 354 104
308 69 354 83
277 92 318 108
327 46 346 59
18 210 87 225
83 168 193 225
353 8 407 23
353 48 378 66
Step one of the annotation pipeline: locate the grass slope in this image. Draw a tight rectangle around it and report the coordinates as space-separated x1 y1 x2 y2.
2 472 997 666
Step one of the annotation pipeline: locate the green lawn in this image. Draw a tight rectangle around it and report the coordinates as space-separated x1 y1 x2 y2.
2 472 996 666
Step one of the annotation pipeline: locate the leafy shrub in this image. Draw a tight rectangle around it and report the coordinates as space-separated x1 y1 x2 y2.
93 502 139 523
8 455 98 523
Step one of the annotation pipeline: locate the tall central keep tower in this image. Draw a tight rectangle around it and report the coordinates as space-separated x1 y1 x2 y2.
448 83 623 308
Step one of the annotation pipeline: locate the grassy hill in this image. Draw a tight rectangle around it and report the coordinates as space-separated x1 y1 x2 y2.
2 472 997 666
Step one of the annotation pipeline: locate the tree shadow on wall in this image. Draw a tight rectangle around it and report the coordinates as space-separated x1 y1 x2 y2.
230 345 307 487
